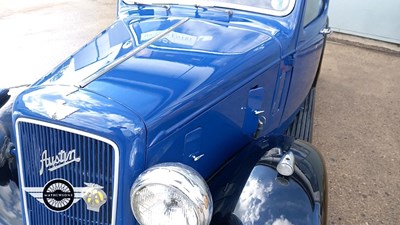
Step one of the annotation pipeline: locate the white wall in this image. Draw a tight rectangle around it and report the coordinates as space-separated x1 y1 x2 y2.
328 0 400 44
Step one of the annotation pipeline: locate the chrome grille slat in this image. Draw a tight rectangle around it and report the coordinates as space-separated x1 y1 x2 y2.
17 120 117 225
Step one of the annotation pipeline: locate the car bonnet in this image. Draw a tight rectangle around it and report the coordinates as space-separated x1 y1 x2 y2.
32 15 282 146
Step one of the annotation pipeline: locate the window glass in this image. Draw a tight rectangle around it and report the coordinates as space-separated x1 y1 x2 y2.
303 0 323 26
213 0 293 12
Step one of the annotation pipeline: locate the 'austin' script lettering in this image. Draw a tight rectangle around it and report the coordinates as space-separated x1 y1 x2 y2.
39 149 81 175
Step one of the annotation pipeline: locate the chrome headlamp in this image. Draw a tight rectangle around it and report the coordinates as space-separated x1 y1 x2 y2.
130 163 213 225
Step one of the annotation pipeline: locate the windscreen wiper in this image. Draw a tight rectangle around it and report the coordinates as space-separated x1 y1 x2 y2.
126 0 233 18
131 1 173 15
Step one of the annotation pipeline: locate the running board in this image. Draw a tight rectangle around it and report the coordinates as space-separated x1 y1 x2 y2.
285 88 316 143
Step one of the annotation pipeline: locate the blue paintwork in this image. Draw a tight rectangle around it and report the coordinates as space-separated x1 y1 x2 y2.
0 0 330 224
85 17 279 145
282 0 329 122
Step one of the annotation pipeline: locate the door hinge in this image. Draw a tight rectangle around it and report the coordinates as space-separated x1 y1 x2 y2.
282 55 294 72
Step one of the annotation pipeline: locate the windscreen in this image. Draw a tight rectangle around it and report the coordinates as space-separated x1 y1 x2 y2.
212 0 293 12
123 0 296 16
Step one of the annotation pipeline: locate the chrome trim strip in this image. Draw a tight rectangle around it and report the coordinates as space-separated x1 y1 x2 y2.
141 36 272 55
78 17 190 88
123 0 296 17
15 117 120 225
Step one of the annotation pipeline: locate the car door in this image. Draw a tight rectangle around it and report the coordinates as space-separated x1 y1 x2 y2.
281 0 329 122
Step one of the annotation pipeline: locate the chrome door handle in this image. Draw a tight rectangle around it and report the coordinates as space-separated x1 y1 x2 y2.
320 28 332 35
253 110 265 115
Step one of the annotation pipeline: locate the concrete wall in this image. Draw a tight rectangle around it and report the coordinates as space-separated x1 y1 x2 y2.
328 0 400 44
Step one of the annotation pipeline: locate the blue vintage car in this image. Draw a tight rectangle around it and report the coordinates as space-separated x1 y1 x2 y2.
0 0 330 224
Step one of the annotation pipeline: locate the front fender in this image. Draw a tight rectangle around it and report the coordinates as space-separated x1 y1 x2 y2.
0 86 28 162
0 89 10 109
208 136 327 225
0 86 28 225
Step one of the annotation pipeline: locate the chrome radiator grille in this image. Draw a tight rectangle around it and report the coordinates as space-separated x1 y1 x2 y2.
16 119 118 225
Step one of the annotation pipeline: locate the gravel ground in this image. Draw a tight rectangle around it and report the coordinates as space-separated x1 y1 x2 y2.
314 42 400 225
0 0 115 88
1 1 399 224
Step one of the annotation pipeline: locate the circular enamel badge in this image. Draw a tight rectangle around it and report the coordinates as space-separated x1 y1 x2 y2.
42 179 75 212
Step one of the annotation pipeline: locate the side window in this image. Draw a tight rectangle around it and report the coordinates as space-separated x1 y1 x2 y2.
303 0 323 26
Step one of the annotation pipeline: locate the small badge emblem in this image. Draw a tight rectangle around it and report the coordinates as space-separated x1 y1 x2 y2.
25 179 108 212
42 179 75 212
82 183 107 212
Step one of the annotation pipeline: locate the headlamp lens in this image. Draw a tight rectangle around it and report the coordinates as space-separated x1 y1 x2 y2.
130 163 212 225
